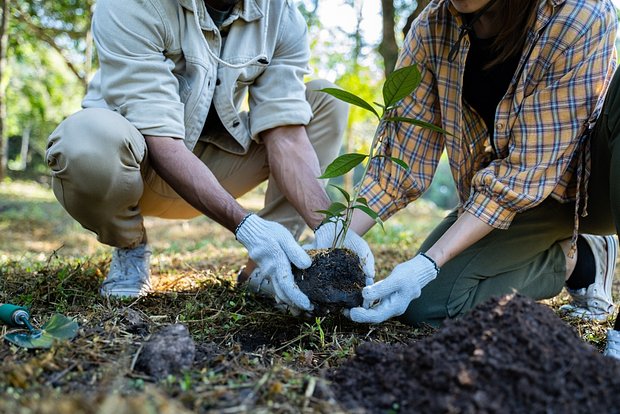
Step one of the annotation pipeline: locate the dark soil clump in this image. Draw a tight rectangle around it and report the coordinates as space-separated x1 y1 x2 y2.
135 324 196 380
293 248 365 314
330 294 620 413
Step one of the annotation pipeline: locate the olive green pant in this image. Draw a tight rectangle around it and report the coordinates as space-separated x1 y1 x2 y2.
46 79 347 248
401 69 620 327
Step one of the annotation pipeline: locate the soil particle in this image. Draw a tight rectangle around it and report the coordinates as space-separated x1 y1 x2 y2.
120 307 150 336
134 324 196 380
293 248 365 314
330 294 620 414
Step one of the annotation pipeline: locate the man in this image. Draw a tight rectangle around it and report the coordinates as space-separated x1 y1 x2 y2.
46 0 372 312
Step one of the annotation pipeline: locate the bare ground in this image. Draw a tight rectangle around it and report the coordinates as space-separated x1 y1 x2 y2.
0 180 617 413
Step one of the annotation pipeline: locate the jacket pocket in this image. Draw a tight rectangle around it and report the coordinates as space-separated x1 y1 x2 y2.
175 74 192 104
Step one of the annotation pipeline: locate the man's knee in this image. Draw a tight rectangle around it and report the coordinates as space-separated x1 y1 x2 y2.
47 108 146 186
305 79 349 133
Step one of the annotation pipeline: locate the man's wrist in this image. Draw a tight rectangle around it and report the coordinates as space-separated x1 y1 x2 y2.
313 220 330 233
234 212 255 237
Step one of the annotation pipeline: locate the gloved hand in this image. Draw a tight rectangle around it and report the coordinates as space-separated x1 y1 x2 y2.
245 268 306 316
304 221 375 286
348 253 439 323
235 213 313 311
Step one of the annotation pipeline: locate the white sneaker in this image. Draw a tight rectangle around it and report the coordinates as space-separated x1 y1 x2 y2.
604 329 620 360
100 243 152 298
560 234 618 321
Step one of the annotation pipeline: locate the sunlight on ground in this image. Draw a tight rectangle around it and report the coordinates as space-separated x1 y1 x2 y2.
0 179 450 297
0 179 446 259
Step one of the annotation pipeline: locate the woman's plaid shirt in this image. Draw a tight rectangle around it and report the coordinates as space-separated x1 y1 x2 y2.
360 0 617 229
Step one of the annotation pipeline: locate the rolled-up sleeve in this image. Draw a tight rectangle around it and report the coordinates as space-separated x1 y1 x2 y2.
92 0 185 138
247 3 312 139
360 20 445 220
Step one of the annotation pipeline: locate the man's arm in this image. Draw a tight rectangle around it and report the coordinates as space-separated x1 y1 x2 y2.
144 135 247 231
261 125 332 229
145 134 316 310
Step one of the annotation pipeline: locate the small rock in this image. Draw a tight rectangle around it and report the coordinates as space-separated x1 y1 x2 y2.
121 308 149 336
134 324 195 380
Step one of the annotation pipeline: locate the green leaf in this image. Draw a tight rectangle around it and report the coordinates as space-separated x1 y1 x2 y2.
319 153 368 179
329 184 351 203
383 65 421 108
375 218 385 232
315 209 338 219
354 205 384 231
353 204 379 220
319 88 380 119
326 202 348 216
3 314 78 349
372 155 410 171
390 157 409 170
316 206 345 219
386 116 452 136
355 197 369 206
41 314 79 340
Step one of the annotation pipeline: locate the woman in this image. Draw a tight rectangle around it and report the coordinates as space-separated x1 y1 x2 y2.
339 0 620 349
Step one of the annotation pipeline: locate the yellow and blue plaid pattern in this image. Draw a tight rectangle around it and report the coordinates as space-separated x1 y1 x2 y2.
360 0 617 229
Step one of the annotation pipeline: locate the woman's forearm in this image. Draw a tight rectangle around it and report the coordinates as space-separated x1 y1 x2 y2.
425 211 494 267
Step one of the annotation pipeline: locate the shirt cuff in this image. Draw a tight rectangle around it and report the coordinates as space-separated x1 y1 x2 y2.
249 100 312 141
119 99 186 139
463 192 517 229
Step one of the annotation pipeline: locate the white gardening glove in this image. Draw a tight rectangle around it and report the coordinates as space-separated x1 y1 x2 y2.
348 253 439 324
235 213 313 311
304 221 375 286
245 268 305 316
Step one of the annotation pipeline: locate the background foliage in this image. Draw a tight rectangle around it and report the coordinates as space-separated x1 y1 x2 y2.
0 0 458 208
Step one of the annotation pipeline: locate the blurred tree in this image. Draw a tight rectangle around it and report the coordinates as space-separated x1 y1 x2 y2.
379 0 430 76
402 0 431 39
11 0 95 90
0 0 93 179
379 0 397 76
0 0 9 179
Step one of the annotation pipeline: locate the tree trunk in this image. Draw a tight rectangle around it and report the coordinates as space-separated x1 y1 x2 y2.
402 0 431 39
13 123 30 171
379 0 398 77
0 0 8 180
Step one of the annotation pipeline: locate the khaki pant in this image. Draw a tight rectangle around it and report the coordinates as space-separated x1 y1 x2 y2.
46 79 348 248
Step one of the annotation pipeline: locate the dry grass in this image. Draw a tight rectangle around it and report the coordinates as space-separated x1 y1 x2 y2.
0 179 617 413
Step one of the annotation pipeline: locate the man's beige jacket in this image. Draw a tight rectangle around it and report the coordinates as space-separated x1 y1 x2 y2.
83 0 313 154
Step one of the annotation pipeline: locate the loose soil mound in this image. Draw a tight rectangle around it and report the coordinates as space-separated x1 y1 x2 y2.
331 294 620 414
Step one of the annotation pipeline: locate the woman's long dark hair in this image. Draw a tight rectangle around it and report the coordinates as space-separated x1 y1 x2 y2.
486 0 539 68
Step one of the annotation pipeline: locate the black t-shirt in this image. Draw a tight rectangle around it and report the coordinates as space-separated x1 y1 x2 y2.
462 32 520 139
200 3 234 140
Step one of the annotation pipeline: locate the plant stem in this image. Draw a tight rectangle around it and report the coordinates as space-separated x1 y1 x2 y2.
337 124 383 248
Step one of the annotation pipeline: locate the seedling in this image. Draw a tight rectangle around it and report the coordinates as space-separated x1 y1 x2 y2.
318 65 446 247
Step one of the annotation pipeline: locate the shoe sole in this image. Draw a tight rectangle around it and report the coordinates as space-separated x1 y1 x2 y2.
100 288 150 299
602 235 618 308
